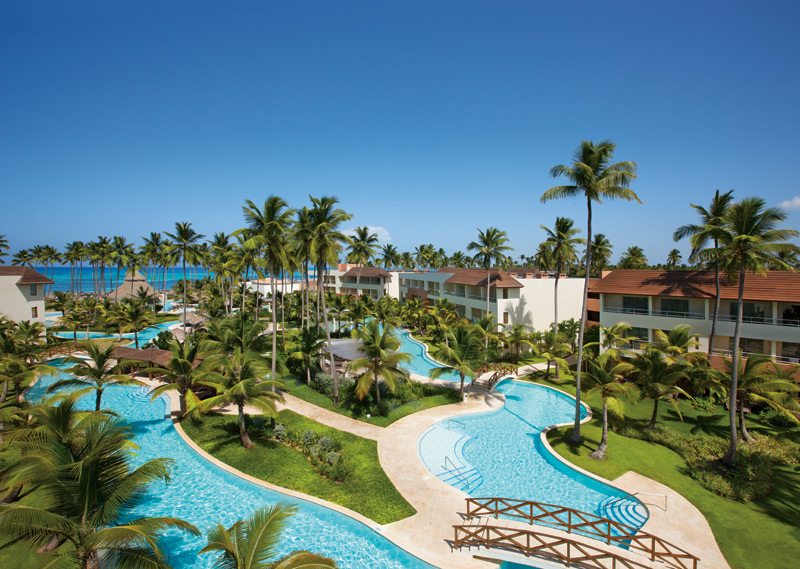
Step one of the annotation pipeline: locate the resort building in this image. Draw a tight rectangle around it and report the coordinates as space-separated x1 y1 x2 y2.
323 264 399 300
590 269 800 364
398 267 587 330
0 266 52 324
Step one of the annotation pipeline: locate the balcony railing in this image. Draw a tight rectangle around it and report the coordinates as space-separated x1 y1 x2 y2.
444 291 496 303
603 306 649 315
717 314 772 325
711 348 800 364
651 309 706 320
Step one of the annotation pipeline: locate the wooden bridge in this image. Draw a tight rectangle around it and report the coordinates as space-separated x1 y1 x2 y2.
453 497 699 569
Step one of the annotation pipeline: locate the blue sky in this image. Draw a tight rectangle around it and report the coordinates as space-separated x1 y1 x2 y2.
2 0 799 265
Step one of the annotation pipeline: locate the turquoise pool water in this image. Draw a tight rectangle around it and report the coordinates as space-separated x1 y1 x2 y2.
418 379 648 530
54 321 179 348
395 329 464 383
28 368 432 569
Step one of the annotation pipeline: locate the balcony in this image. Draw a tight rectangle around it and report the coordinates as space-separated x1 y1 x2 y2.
444 291 496 303
711 348 799 364
603 306 650 316
651 309 706 320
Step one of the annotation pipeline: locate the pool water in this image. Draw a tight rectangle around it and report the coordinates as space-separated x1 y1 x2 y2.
28 368 432 569
395 329 464 383
418 379 648 531
54 321 179 348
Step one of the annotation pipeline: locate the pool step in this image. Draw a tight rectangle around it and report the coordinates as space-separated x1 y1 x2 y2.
597 496 648 529
437 465 484 493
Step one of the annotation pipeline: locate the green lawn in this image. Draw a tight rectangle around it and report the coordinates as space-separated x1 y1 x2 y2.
281 376 462 427
181 410 416 524
528 374 800 569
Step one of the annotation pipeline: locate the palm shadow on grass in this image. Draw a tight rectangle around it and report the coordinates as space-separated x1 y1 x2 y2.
662 409 730 437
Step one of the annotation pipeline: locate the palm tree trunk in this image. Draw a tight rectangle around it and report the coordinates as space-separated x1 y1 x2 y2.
724 268 746 465
181 255 188 333
459 372 465 399
554 270 561 381
569 197 592 444
590 401 608 459
708 241 721 355
1 483 23 503
739 398 754 443
134 329 139 349
95 389 102 412
271 278 278 383
545 360 551 380
306 362 311 385
320 266 339 403
179 389 187 416
238 403 254 449
648 398 659 428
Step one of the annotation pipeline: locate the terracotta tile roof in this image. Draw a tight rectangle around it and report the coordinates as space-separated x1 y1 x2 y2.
438 267 523 288
590 269 800 303
0 266 54 285
342 266 392 278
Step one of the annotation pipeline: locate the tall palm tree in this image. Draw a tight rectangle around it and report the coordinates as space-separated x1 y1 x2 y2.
583 353 637 459
718 197 799 463
631 347 691 428
165 222 205 333
309 196 352 404
347 226 380 288
348 320 411 404
618 245 648 269
540 217 584 373
119 298 155 348
379 243 399 269
47 344 141 411
541 140 639 443
0 234 8 264
0 415 199 568
111 236 134 300
430 325 484 398
201 504 336 569
467 227 512 319
666 248 682 270
673 190 735 355
198 350 284 448
290 326 326 385
148 337 204 416
588 234 613 277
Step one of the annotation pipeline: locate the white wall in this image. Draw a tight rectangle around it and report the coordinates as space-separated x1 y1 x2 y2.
497 278 585 331
0 277 46 323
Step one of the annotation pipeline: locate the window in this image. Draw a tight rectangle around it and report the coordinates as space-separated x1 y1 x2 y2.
503 311 509 324
782 342 800 361
502 288 508 299
30 284 38 296
31 306 38 318
660 298 689 316
628 327 649 349
622 296 648 314
730 337 766 355
730 302 768 323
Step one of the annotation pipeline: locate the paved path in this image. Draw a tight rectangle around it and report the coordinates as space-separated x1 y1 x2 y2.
276 392 383 441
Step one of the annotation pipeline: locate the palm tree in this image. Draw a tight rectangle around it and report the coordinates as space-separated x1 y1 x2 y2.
583 353 637 459
534 328 570 381
290 326 326 385
47 344 141 411
348 320 411 404
119 298 155 348
718 197 799 463
309 196 352 404
430 325 484 398
673 190 735 355
198 350 284 448
0 415 199 568
541 140 639 443
0 234 8 264
631 347 691 428
588 234 613 277
148 337 204 416
201 503 336 569
467 227 512 319
379 244 400 269
725 355 800 443
165 222 205 333
449 250 470 268
504 323 534 361
111 236 135 300
0 357 56 403
618 245 648 269
347 225 380 280
666 248 682 270
540 217 584 374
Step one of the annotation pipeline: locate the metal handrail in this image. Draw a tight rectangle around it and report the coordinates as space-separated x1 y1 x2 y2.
441 456 474 490
651 309 706 320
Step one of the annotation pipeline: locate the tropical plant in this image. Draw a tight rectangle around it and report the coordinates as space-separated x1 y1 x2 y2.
200 503 336 569
430 325 484 398
118 298 155 348
467 227 512 319
148 337 204 416
0 357 56 404
165 221 205 333
541 139 639 443
348 320 410 404
290 326 326 385
631 347 691 428
588 234 613 277
666 248 682 270
0 234 8 264
618 245 648 269
582 353 637 459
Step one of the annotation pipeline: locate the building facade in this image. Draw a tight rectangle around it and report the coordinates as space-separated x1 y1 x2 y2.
590 270 800 364
0 266 53 324
324 264 399 300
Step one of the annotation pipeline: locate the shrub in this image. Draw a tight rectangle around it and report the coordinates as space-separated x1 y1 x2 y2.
301 429 318 448
757 407 799 428
272 423 287 442
692 397 718 413
317 435 339 453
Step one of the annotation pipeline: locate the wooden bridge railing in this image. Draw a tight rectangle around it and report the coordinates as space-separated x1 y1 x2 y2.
454 525 657 569
464 497 699 569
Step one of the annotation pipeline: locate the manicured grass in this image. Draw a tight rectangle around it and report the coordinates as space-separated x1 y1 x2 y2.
281 376 462 427
527 374 800 569
181 410 417 524
0 477 62 568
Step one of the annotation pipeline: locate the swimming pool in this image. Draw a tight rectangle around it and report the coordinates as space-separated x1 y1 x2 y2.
395 329 464 383
28 367 433 569
54 321 179 348
417 379 648 531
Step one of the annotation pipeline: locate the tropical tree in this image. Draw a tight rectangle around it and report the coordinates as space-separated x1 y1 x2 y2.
467 227 512 318
200 503 336 569
430 325 484 398
540 217 584 372
0 415 199 569
717 197 799 463
119 298 155 349
541 139 639 443
631 347 691 428
347 225 379 272
46 344 141 411
673 189 735 355
618 246 648 269
379 243 400 269
666 248 682 270
588 234 613 277
348 320 410 404
290 326 326 385
198 351 284 448
0 357 56 404
534 329 570 381
165 221 205 333
504 323 534 361
0 234 8 264
148 337 204 416
582 353 637 459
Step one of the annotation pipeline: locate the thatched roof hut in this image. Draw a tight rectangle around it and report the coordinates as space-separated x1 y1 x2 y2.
107 270 158 301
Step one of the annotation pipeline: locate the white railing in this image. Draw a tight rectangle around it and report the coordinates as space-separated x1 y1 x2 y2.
711 348 800 364
651 309 706 320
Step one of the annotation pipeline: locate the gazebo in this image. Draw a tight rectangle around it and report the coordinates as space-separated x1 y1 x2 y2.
106 270 158 301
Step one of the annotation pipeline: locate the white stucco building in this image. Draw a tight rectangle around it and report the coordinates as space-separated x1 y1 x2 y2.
0 266 52 324
324 264 399 300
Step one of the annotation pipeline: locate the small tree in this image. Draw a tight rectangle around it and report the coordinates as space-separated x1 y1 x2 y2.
583 353 637 459
348 320 411 404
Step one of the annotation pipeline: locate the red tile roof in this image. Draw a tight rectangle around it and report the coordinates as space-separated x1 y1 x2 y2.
590 269 800 303
438 267 523 288
0 266 54 285
342 266 392 278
